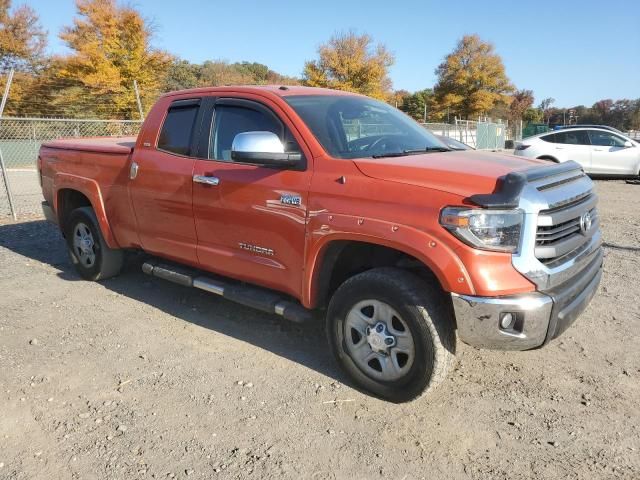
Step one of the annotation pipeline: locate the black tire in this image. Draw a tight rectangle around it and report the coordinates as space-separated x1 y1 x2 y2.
65 207 123 281
326 267 455 402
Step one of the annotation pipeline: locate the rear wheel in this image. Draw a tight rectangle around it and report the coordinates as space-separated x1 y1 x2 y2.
65 207 123 281
326 267 455 402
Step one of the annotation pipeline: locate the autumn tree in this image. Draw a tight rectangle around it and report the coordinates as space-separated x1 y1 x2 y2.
433 34 513 119
56 0 171 119
538 97 555 124
303 32 394 100
508 89 534 122
0 0 46 72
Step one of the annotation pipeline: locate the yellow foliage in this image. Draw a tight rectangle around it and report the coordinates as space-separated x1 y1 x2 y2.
56 0 171 119
303 32 394 101
434 34 513 119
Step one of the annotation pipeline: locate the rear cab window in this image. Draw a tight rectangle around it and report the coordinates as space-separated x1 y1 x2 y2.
157 99 201 155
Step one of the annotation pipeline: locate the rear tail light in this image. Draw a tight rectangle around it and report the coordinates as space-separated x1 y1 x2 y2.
515 144 531 151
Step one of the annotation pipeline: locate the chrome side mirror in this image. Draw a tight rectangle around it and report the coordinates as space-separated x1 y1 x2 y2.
231 131 301 167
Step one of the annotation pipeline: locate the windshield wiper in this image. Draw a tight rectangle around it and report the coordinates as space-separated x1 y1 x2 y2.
405 146 452 153
371 146 451 158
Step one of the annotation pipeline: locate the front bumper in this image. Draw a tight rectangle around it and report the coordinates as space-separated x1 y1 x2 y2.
452 249 603 350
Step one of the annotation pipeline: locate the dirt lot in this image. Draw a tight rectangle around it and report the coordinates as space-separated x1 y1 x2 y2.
0 180 639 480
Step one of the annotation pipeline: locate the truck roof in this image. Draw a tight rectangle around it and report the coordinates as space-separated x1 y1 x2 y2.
161 85 362 99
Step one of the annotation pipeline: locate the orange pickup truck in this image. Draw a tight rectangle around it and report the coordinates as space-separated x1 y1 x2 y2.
39 86 603 401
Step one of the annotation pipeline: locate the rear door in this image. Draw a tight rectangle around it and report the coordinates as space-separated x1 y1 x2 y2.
553 130 592 170
192 96 312 298
588 130 638 175
129 98 203 265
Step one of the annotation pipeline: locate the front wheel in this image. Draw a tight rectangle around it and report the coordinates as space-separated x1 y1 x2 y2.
326 267 455 402
65 207 123 281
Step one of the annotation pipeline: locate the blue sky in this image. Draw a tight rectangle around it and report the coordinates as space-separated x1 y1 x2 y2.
24 0 640 107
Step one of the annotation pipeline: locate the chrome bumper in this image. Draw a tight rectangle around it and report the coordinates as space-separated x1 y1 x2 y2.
452 249 603 351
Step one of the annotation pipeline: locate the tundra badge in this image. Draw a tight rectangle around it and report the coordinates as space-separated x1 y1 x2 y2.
238 242 275 256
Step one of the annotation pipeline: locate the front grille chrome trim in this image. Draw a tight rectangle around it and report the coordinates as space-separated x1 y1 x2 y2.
512 166 602 290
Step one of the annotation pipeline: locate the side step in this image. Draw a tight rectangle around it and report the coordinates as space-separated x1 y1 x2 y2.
141 260 313 324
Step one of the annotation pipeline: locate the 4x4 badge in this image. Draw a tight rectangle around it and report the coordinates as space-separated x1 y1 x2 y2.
280 194 301 206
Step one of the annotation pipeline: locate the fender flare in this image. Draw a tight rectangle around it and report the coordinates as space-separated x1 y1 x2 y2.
302 213 475 308
53 173 119 249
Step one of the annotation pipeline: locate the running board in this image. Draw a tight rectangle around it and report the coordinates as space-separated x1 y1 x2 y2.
141 260 313 324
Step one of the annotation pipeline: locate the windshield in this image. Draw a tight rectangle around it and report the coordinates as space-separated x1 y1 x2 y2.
284 95 448 159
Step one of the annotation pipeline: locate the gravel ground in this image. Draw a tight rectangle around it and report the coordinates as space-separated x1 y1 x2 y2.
0 169 43 218
0 180 638 480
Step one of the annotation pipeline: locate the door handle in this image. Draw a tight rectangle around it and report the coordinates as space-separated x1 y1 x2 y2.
193 175 220 186
129 161 139 180
555 147 564 150
593 148 604 151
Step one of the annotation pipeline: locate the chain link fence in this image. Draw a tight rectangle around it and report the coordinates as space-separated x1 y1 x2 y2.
0 115 518 221
0 117 142 220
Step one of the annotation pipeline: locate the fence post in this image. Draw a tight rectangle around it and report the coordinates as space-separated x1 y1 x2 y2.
133 80 144 120
0 149 17 220
0 68 17 220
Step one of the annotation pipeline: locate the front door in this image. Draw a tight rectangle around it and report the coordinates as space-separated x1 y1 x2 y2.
192 97 311 298
129 98 201 265
588 130 639 175
553 130 592 171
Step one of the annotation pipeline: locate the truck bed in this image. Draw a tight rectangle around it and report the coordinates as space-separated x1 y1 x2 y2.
41 136 137 154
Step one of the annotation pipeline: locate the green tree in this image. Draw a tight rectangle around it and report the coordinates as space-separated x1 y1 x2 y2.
161 59 202 92
56 0 172 118
303 31 394 100
523 107 543 123
400 89 434 122
433 34 513 119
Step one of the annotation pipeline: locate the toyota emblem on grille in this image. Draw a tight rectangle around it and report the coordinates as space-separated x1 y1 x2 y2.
580 211 593 235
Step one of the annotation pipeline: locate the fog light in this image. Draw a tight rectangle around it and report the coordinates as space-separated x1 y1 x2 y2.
500 312 516 330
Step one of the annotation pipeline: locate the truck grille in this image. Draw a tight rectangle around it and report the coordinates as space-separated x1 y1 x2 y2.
535 194 598 266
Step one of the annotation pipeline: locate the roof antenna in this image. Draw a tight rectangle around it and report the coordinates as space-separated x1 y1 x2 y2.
278 85 289 91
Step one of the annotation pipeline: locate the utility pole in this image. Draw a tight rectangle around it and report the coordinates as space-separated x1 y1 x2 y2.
423 102 427 124
0 68 17 220
133 80 144 120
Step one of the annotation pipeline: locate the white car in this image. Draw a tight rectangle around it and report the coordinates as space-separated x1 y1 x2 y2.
514 126 640 177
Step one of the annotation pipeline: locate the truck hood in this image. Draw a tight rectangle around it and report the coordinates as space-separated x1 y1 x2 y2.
352 150 545 198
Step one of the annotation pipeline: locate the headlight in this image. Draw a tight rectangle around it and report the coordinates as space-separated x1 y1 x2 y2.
440 207 523 252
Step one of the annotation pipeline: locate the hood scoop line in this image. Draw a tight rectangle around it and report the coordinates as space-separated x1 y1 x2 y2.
468 161 583 209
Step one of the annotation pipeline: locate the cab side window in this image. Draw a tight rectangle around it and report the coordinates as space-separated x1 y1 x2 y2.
554 130 590 145
588 131 627 148
210 105 288 161
157 101 200 155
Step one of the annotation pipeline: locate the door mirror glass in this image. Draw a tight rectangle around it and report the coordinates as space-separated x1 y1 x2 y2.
231 131 301 167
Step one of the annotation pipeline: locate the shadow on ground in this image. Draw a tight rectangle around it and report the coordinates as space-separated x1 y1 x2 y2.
0 220 344 384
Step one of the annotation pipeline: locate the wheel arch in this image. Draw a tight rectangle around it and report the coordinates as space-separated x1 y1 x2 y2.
536 155 560 163
54 174 119 249
304 233 473 309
